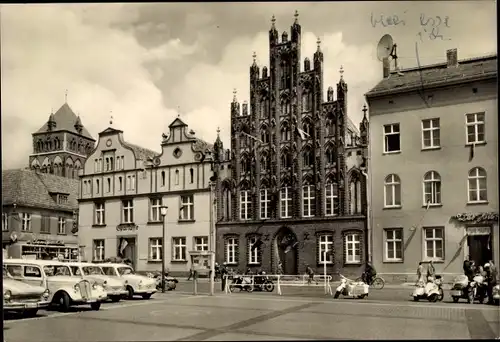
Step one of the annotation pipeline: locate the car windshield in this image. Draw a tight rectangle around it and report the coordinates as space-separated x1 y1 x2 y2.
83 266 104 275
101 267 117 276
44 265 71 276
118 267 134 275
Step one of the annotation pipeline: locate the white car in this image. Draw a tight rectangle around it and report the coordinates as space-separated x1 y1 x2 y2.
66 262 128 302
98 263 157 299
4 259 107 312
3 267 51 317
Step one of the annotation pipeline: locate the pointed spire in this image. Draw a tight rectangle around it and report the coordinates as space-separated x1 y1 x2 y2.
339 65 344 79
217 126 221 136
362 104 368 119
233 88 237 102
252 51 257 64
294 10 299 24
65 89 68 103
177 105 181 118
109 111 113 126
271 14 276 28
316 37 321 51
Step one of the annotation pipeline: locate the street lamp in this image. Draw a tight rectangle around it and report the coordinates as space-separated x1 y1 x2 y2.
160 205 168 293
209 180 216 296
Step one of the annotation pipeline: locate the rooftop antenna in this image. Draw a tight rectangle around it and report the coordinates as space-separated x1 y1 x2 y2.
376 34 402 74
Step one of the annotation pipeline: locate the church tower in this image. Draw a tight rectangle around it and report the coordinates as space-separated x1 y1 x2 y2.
29 101 96 178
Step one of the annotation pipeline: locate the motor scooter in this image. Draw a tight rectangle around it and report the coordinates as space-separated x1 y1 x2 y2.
333 274 369 299
229 275 254 292
412 275 443 302
450 274 486 303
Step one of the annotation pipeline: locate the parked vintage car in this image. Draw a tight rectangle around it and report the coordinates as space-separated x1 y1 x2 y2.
66 262 128 302
4 259 107 312
3 267 51 317
97 263 157 299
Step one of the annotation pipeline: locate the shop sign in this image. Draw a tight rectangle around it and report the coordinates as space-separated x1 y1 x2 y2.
116 225 139 232
27 239 65 246
467 227 491 236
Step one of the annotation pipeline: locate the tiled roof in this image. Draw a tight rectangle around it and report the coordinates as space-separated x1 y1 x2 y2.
122 141 160 160
35 103 95 140
2 169 79 212
366 55 497 98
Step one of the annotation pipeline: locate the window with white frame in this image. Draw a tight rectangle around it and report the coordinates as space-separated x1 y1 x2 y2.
302 185 316 217
384 174 401 208
95 203 105 225
58 217 66 234
180 195 194 220
21 213 31 231
248 236 260 264
194 236 208 251
383 123 401 153
150 198 162 222
122 200 134 223
422 118 440 149
240 190 251 220
149 238 162 261
468 167 487 202
466 112 485 144
260 189 270 219
93 239 105 261
106 178 111 193
118 177 123 191
325 182 339 216
423 171 441 205
172 237 186 261
319 234 334 264
423 227 444 261
95 179 100 194
345 233 361 264
385 228 403 261
2 213 8 231
280 187 292 218
127 175 136 190
226 237 238 264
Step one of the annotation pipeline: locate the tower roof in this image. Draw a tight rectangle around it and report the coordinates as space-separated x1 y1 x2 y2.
35 103 95 140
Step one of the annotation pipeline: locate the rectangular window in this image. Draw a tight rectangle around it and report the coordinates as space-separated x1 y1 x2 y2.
127 175 136 190
95 203 105 225
466 112 485 144
172 237 186 261
40 216 50 233
149 238 162 261
94 159 99 173
385 228 403 261
194 236 208 251
240 190 251 220
106 178 111 193
58 195 68 204
422 118 440 149
319 234 334 264
260 189 270 219
226 237 238 264
118 177 123 191
180 195 194 220
122 200 134 224
96 179 100 194
150 198 162 222
248 236 260 264
21 213 31 231
280 187 292 219
325 183 339 216
93 239 105 261
302 185 316 217
383 123 401 153
58 217 66 234
345 233 361 264
2 213 8 231
424 227 444 261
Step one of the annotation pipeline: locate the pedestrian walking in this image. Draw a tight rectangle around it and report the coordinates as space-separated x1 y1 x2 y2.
187 265 194 281
485 262 498 305
306 265 317 285
416 262 425 285
277 262 283 275
220 262 228 292
427 260 435 281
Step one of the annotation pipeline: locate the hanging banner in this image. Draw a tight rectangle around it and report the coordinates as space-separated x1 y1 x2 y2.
467 227 491 236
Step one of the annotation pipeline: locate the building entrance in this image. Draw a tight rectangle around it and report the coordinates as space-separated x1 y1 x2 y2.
274 227 298 275
467 227 493 268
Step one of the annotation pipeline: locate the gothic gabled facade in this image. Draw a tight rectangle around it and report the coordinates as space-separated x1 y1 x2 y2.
214 13 369 278
29 102 96 178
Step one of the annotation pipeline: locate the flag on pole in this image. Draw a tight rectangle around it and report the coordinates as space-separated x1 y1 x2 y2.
240 131 263 144
296 127 310 141
468 143 475 162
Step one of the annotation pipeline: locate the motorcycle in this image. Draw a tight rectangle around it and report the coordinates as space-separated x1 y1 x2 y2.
333 274 369 299
450 274 485 303
253 272 275 292
412 275 444 302
229 275 254 292
147 271 178 291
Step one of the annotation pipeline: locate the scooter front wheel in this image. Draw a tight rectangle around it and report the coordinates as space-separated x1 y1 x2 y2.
333 291 340 299
438 288 444 301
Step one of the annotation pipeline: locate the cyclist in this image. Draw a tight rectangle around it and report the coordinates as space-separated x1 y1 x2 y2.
362 262 377 285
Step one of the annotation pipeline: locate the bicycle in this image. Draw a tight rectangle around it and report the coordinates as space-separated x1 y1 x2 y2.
355 275 385 289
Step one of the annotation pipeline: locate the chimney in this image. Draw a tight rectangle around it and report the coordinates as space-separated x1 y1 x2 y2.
446 48 458 67
382 57 390 78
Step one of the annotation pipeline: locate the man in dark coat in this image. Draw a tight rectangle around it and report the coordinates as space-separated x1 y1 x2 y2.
485 262 498 305
463 256 474 281
220 262 228 292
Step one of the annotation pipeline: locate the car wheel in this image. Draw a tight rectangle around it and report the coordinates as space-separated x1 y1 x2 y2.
22 309 38 318
142 294 152 300
127 286 134 300
110 296 121 302
428 294 438 302
58 292 71 312
413 297 419 302
438 289 444 302
90 302 101 311
452 296 459 303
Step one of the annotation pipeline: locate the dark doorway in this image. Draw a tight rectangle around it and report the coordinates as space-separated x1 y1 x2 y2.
118 237 137 270
274 227 298 275
468 234 492 268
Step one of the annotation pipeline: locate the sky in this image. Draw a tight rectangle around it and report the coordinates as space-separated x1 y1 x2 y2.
1 1 496 169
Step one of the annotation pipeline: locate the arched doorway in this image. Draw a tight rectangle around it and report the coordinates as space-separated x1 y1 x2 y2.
273 226 298 275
